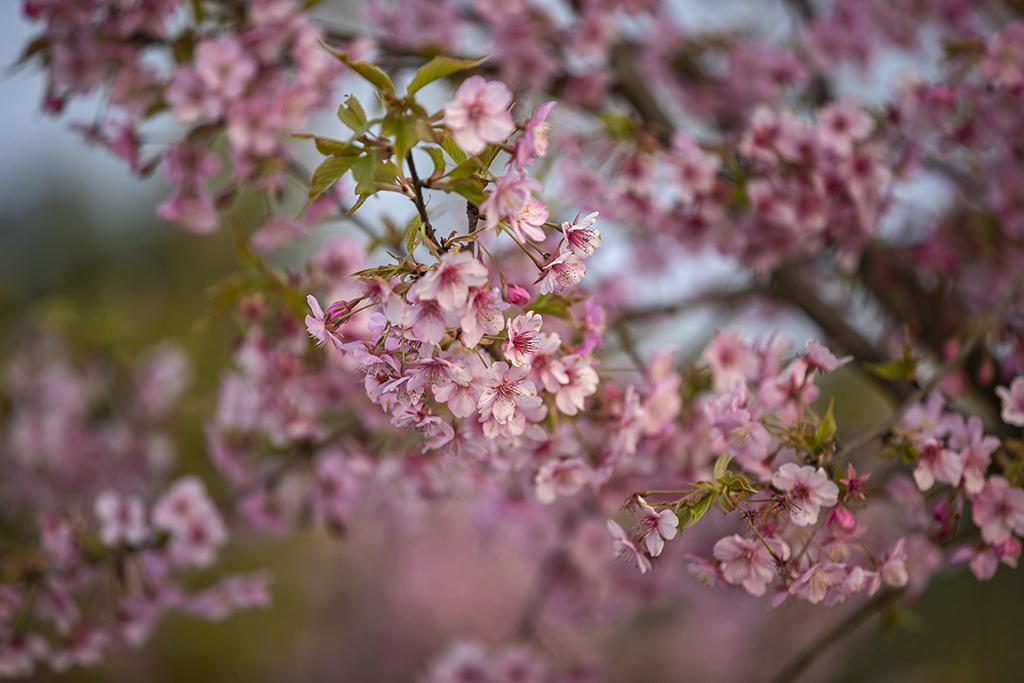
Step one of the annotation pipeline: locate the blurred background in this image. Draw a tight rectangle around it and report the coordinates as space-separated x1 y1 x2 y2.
2 1 1023 681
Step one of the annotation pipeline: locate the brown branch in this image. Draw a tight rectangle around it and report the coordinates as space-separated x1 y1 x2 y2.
406 152 442 252
769 590 903 683
616 285 761 323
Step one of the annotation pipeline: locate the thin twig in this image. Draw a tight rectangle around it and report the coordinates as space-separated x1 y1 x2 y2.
406 152 442 252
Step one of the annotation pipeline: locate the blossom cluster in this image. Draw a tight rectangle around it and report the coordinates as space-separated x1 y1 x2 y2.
23 0 341 233
0 342 265 677
10 0 1024 679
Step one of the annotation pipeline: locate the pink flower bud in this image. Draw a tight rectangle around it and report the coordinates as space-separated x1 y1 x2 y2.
828 506 857 534
504 283 531 306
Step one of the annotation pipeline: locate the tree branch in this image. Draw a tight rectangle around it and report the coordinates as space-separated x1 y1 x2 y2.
769 590 903 683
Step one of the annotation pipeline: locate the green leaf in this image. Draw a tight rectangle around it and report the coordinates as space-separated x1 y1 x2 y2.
337 95 368 131
597 111 635 140
323 45 395 94
445 177 488 206
527 294 572 319
677 493 715 530
346 194 370 215
425 147 447 178
718 472 759 495
306 155 358 204
404 215 422 255
865 359 916 381
292 134 360 157
713 453 733 482
351 153 377 196
439 132 467 164
390 115 430 165
406 55 486 95
815 399 837 444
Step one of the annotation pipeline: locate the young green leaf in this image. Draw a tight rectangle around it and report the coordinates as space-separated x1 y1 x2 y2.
337 95 368 131
306 155 358 204
323 46 395 94
406 55 486 95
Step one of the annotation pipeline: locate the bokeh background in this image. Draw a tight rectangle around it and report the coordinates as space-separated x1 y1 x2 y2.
2 1 1023 681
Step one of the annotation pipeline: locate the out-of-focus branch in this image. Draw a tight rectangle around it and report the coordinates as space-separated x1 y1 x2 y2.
616 285 761 323
769 590 903 683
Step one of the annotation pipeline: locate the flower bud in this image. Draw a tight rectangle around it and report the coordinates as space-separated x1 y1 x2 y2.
828 506 857 534
504 283 531 306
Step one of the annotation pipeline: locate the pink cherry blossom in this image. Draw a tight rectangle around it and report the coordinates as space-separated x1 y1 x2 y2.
459 287 506 348
443 76 515 154
911 439 963 491
157 190 218 234
982 22 1024 87
509 196 549 242
817 99 873 155
561 211 602 259
152 477 227 568
534 457 592 503
304 295 345 350
804 340 852 373
480 170 542 232
671 133 721 203
972 476 1024 545
514 101 556 169
94 492 148 547
194 36 257 99
554 355 598 416
165 67 223 124
996 377 1024 426
529 333 568 393
537 249 586 295
704 331 758 392
607 520 651 574
878 538 910 589
949 416 999 495
713 534 788 596
477 361 538 433
503 282 531 306
411 251 488 312
503 311 544 368
635 497 679 557
772 463 839 526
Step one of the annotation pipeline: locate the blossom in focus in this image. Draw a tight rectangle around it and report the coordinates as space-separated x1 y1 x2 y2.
537 249 586 295
411 251 489 312
772 463 839 526
561 211 602 259
635 497 679 557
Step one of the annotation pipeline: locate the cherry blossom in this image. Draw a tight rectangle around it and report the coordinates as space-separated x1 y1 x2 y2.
534 457 592 504
972 476 1024 545
443 76 515 154
713 534 787 596
772 463 839 526
93 492 148 547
